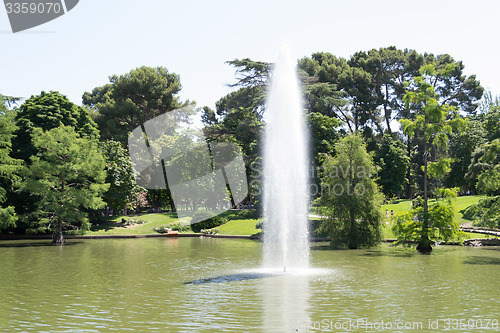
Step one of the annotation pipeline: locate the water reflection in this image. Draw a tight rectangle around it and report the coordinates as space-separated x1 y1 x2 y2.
262 269 311 332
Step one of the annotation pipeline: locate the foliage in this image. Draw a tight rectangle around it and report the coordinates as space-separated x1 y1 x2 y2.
154 221 192 233
398 63 465 251
391 200 462 246
200 228 220 235
484 106 500 141
298 52 373 133
446 117 486 192
374 134 409 198
0 96 22 230
127 189 149 211
463 137 500 228
461 196 500 229
319 134 383 249
22 125 109 244
83 66 191 145
100 140 138 212
121 217 147 225
307 112 342 157
190 211 228 233
169 221 191 232
13 91 99 161
466 139 500 195
9 91 99 225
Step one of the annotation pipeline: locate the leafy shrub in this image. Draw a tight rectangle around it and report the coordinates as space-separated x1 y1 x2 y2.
190 211 228 233
236 209 259 219
154 222 191 233
255 221 263 230
122 218 147 225
154 225 170 234
201 228 220 235
168 221 191 232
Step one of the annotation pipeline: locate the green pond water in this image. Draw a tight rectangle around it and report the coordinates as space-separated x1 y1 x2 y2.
0 238 499 332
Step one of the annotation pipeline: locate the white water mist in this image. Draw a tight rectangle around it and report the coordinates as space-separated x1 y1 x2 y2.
263 44 310 271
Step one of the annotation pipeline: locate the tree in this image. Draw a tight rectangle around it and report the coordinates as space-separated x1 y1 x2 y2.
478 89 500 114
298 53 375 133
374 134 409 198
0 95 22 230
484 105 500 141
22 126 109 245
83 66 190 145
397 63 464 252
8 91 99 224
349 47 424 134
319 134 383 249
13 91 99 162
101 140 139 213
392 188 461 250
445 116 486 192
462 138 500 228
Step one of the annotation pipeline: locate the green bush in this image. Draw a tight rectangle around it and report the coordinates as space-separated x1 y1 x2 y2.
255 221 263 230
169 221 191 232
201 228 220 235
154 222 191 233
154 225 170 234
122 218 147 225
190 211 228 233
236 209 259 219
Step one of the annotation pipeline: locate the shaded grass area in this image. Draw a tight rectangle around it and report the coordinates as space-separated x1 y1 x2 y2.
87 210 260 236
88 213 183 235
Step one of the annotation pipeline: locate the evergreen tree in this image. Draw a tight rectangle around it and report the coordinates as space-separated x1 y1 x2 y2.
319 134 383 249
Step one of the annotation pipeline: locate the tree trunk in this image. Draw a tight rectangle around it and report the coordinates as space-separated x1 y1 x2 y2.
53 176 66 246
405 134 412 199
418 135 432 253
348 209 357 249
52 219 65 245
384 84 393 134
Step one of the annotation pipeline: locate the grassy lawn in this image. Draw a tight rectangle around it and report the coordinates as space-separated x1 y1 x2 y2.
87 213 185 235
85 195 487 238
380 195 484 225
216 219 261 236
87 210 260 236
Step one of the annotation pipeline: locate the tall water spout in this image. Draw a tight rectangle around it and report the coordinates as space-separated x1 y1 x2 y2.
263 44 309 271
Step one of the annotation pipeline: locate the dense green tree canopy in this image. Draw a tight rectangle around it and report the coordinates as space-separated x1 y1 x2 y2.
319 134 383 249
374 134 409 198
13 91 99 162
0 96 22 230
101 140 138 212
83 66 189 145
22 125 109 244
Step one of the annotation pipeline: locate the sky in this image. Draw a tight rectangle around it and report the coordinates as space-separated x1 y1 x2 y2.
1 0 500 110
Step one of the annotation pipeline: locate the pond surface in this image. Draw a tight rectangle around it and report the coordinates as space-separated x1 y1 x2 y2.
0 238 499 332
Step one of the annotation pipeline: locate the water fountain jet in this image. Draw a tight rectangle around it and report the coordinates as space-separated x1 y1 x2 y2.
263 44 310 272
